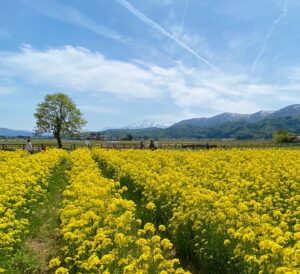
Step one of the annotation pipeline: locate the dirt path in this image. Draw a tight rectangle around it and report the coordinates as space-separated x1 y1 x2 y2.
8 160 68 274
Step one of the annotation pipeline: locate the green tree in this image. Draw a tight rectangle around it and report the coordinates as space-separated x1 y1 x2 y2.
120 134 133 141
273 128 296 143
34 93 86 148
126 134 133 141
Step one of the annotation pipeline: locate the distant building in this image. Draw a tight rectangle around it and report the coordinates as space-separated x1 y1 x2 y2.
86 132 105 140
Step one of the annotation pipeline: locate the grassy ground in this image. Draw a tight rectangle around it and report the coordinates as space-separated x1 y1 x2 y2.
5 160 68 274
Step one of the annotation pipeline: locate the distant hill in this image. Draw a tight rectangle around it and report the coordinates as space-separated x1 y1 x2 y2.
173 110 274 128
102 104 300 139
0 128 32 137
165 115 300 139
267 104 300 119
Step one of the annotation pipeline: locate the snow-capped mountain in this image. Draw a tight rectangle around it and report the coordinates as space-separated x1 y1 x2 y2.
247 110 274 122
174 113 249 128
173 110 275 128
268 104 300 119
122 120 172 129
119 105 297 131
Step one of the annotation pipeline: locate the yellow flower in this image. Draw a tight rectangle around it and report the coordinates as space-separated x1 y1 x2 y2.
158 225 166 232
55 267 69 274
224 239 230 246
146 202 156 210
144 223 155 233
161 239 173 250
49 257 61 268
136 238 147 247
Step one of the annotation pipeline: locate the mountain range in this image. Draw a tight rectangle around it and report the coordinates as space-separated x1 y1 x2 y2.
165 104 300 129
1 104 300 139
102 104 300 139
0 128 32 138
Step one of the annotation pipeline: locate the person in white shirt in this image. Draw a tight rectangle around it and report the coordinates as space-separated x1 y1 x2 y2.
26 139 33 154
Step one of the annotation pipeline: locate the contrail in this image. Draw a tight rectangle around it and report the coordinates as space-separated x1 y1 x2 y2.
177 0 189 37
116 0 219 71
22 0 124 41
251 0 289 72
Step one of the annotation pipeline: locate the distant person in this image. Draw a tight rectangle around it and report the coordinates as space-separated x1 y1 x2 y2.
84 140 91 148
149 140 155 150
140 140 145 149
26 139 33 154
154 140 158 150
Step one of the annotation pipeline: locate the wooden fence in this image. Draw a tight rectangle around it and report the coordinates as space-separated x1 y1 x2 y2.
1 142 300 152
0 143 76 152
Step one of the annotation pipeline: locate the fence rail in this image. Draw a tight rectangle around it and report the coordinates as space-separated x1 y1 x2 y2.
1 142 300 152
0 143 76 152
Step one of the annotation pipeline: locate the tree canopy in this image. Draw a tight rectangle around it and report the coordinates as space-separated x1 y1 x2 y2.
273 128 297 143
34 93 86 148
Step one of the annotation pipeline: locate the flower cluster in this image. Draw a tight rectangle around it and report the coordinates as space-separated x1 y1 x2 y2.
56 149 188 274
0 149 66 271
93 149 300 274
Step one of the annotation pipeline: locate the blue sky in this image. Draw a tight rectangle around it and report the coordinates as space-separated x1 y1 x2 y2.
1 0 300 130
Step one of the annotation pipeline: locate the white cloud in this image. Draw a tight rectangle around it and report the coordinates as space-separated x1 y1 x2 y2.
147 63 299 115
0 45 163 99
0 45 299 118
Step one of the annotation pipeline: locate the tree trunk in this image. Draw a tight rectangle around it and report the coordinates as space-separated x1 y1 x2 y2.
56 135 63 148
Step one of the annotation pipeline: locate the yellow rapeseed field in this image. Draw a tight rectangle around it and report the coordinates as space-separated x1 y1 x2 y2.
0 149 66 272
54 149 189 274
1 148 299 274
93 149 300 274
